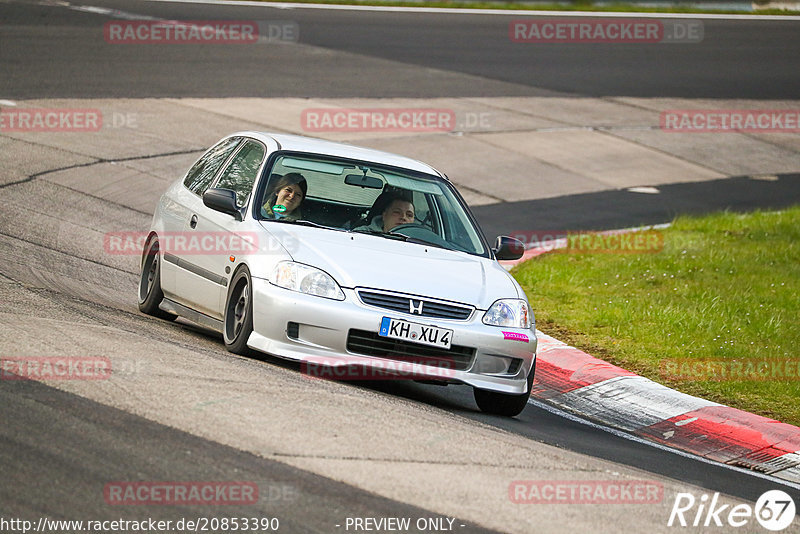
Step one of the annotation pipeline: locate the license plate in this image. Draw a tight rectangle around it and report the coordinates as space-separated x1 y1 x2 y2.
379 317 452 349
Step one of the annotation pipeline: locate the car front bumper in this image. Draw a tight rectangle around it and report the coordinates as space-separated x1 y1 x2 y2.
247 278 536 394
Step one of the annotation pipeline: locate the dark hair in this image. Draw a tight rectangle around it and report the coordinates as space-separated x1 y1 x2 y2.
266 172 308 212
366 188 413 222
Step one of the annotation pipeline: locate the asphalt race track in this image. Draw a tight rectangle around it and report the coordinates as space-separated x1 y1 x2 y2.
1 1 800 533
2 0 800 99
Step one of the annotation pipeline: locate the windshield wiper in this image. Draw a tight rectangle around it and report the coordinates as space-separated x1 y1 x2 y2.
400 236 453 250
270 219 341 231
351 229 409 241
352 228 460 251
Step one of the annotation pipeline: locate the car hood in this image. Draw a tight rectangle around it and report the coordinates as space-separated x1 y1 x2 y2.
259 222 520 309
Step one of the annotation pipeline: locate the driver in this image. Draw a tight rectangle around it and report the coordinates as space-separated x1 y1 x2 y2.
355 190 415 233
382 198 415 232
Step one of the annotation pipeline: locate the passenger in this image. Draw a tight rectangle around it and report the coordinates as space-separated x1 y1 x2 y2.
262 173 307 221
355 190 415 233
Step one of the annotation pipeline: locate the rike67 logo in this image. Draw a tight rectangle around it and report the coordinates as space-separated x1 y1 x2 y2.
668 490 796 531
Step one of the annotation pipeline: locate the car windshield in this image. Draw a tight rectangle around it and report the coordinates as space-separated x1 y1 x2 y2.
256 153 488 257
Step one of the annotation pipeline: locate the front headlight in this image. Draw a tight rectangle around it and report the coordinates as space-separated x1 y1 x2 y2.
482 299 532 328
270 261 345 300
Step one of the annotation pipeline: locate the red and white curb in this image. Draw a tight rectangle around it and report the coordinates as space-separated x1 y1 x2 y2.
500 227 800 483
530 331 800 483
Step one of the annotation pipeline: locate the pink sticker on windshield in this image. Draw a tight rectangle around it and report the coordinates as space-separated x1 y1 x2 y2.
503 332 529 343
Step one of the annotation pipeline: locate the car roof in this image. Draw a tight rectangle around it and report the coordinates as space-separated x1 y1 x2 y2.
231 131 446 178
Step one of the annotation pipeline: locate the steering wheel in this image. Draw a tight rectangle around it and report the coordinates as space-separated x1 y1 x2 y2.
390 223 428 232
390 223 463 249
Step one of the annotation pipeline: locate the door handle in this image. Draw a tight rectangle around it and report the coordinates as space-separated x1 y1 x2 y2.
189 214 198 229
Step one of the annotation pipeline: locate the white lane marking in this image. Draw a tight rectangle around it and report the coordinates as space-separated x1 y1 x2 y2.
527 396 800 492
628 186 661 194
143 0 800 20
67 4 172 21
63 3 168 22
537 125 659 132
0 100 18 107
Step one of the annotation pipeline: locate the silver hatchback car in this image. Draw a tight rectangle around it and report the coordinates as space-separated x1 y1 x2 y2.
139 132 536 416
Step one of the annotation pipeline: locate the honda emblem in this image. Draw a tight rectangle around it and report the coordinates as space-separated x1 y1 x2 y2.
409 299 424 315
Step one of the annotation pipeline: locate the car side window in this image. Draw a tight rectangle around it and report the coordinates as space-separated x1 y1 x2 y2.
214 140 267 208
183 137 242 195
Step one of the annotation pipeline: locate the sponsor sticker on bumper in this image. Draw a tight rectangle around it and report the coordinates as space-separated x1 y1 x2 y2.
503 331 530 343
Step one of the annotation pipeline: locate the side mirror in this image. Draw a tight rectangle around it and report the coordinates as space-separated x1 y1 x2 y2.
203 188 242 221
493 236 525 261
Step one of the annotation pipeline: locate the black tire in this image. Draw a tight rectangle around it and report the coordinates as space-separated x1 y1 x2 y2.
473 358 536 417
223 266 254 355
138 236 177 321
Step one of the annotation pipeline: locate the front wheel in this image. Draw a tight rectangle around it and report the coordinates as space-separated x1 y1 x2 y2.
473 359 535 417
223 267 254 355
138 236 176 320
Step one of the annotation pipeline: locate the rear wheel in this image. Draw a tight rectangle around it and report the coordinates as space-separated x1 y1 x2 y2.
473 359 536 417
138 236 176 320
223 267 254 355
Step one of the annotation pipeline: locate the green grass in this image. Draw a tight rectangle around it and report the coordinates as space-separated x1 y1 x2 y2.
513 207 800 426
240 0 800 16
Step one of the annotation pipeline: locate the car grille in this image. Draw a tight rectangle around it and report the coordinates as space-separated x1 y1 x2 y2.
357 290 473 321
346 329 475 371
